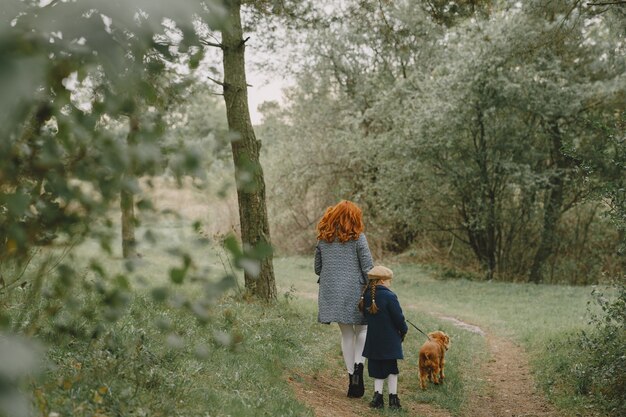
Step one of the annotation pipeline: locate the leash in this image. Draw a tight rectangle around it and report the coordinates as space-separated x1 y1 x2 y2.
406 319 431 341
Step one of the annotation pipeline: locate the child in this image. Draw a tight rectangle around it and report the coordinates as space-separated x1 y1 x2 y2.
359 265 408 410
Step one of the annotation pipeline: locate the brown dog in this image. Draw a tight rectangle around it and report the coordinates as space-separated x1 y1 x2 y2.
418 331 450 390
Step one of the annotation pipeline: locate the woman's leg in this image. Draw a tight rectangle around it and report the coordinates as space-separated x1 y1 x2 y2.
351 324 367 397
353 324 367 364
338 323 355 374
339 323 365 397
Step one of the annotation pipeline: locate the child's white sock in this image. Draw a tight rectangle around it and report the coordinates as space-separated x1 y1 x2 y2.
374 378 384 394
388 373 398 395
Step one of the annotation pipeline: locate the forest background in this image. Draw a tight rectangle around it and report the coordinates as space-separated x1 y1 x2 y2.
0 1 624 417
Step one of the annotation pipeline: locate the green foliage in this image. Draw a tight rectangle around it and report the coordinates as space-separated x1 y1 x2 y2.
570 111 626 252
260 0 625 283
0 0 223 262
0 1 240 415
32 293 319 417
544 281 626 416
162 84 231 182
578 282 626 414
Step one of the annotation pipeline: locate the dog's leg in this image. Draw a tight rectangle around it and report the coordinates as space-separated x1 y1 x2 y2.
419 369 427 390
440 358 446 380
432 366 440 385
419 373 425 390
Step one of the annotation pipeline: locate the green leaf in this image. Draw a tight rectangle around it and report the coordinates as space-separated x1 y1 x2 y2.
170 267 186 284
223 235 242 258
189 49 204 70
3 192 30 216
136 199 155 211
115 274 130 290
247 241 273 260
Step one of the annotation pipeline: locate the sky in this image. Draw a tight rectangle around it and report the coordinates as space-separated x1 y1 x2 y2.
246 68 287 125
197 27 291 126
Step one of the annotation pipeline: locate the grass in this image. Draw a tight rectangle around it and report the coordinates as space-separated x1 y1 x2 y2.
387 262 603 414
275 256 602 416
32 294 329 417
274 257 489 415
276 258 596 346
3 224 605 417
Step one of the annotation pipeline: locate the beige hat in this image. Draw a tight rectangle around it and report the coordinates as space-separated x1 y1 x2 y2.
367 265 393 280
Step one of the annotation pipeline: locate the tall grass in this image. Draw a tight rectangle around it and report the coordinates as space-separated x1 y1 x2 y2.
33 293 328 417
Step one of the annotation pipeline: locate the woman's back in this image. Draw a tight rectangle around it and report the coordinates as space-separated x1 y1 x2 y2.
316 233 373 324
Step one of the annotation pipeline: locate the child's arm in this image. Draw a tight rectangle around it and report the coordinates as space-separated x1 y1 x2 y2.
389 293 408 338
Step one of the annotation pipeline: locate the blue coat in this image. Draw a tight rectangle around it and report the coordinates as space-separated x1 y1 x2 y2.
362 285 408 360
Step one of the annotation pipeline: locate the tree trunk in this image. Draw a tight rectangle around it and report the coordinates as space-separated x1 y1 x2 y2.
220 0 276 301
121 116 139 259
464 103 498 280
529 121 566 283
120 189 136 258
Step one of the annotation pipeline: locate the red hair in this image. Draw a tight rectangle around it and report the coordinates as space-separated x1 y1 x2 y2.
316 200 365 243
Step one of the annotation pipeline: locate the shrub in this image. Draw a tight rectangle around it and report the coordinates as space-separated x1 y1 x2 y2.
570 280 626 416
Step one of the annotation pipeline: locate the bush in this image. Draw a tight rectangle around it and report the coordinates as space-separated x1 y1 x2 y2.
568 280 626 416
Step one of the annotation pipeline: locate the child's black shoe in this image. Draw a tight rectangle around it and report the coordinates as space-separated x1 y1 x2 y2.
369 392 384 409
389 394 401 410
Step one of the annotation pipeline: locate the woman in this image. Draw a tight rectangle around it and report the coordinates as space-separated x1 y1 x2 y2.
314 200 374 398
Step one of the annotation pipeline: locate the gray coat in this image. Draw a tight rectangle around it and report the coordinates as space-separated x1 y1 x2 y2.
315 233 374 324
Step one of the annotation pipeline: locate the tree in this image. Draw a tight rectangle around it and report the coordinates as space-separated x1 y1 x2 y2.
520 0 625 282
121 115 140 258
0 3 234 413
219 0 276 301
200 0 316 301
260 0 625 283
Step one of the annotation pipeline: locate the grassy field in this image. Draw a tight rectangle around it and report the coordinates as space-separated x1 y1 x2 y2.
5 224 605 417
275 256 602 416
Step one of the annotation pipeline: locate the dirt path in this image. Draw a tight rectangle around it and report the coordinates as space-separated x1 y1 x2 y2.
288 366 453 417
462 333 561 417
289 315 563 417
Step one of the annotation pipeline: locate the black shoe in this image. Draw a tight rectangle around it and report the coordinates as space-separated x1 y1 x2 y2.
389 394 402 410
350 363 365 398
347 372 356 397
369 392 384 409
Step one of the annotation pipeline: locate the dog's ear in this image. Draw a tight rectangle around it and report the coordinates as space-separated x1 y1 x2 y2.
444 334 450 350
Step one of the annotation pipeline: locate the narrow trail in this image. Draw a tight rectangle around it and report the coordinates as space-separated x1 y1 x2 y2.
289 306 563 417
288 366 453 417
462 333 561 417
